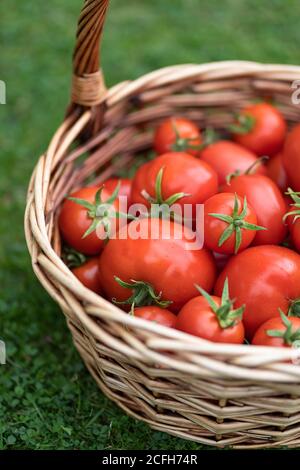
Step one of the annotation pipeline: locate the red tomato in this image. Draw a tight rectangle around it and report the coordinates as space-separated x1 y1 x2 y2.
266 152 288 191
232 102 287 156
204 193 265 255
59 186 124 255
252 313 300 349
99 218 217 313
201 141 266 185
215 245 300 339
133 306 177 328
222 174 287 245
72 258 102 295
176 279 245 344
103 178 132 203
154 117 202 157
131 152 218 215
283 124 300 191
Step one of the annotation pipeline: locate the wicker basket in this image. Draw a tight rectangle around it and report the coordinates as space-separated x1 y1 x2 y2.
25 0 300 449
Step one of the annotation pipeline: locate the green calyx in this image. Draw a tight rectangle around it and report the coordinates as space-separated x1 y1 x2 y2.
283 188 300 224
195 278 245 329
225 156 269 185
113 277 172 309
171 123 219 153
141 166 190 208
209 194 267 254
267 309 300 345
69 182 135 239
229 112 256 135
63 247 87 269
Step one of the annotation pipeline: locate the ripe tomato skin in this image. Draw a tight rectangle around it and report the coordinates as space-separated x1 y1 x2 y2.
204 193 259 254
154 117 202 157
266 152 288 191
176 296 245 344
222 174 287 245
283 124 300 191
252 316 300 348
59 187 120 255
131 152 218 209
99 218 217 313
133 306 177 328
215 245 300 339
201 141 266 185
72 258 102 295
103 178 132 204
233 103 287 157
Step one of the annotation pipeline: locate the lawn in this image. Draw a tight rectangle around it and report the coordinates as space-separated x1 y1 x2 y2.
1 0 300 450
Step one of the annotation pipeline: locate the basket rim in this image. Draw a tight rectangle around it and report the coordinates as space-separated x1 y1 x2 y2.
104 60 300 106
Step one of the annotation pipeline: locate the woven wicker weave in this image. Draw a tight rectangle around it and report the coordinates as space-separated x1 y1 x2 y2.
25 0 300 448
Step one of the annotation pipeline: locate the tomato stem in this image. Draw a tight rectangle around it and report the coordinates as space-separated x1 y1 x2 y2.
141 167 190 215
226 157 268 185
209 194 267 254
267 310 300 345
63 247 87 269
195 278 245 329
228 112 256 135
68 182 135 240
113 277 172 309
170 120 219 153
245 156 269 175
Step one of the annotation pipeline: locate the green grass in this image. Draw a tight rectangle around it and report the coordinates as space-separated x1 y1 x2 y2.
1 0 300 450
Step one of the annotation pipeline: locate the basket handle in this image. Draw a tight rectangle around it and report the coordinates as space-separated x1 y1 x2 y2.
71 0 110 108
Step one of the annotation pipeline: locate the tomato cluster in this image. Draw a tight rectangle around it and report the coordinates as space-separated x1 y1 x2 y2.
59 102 300 352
